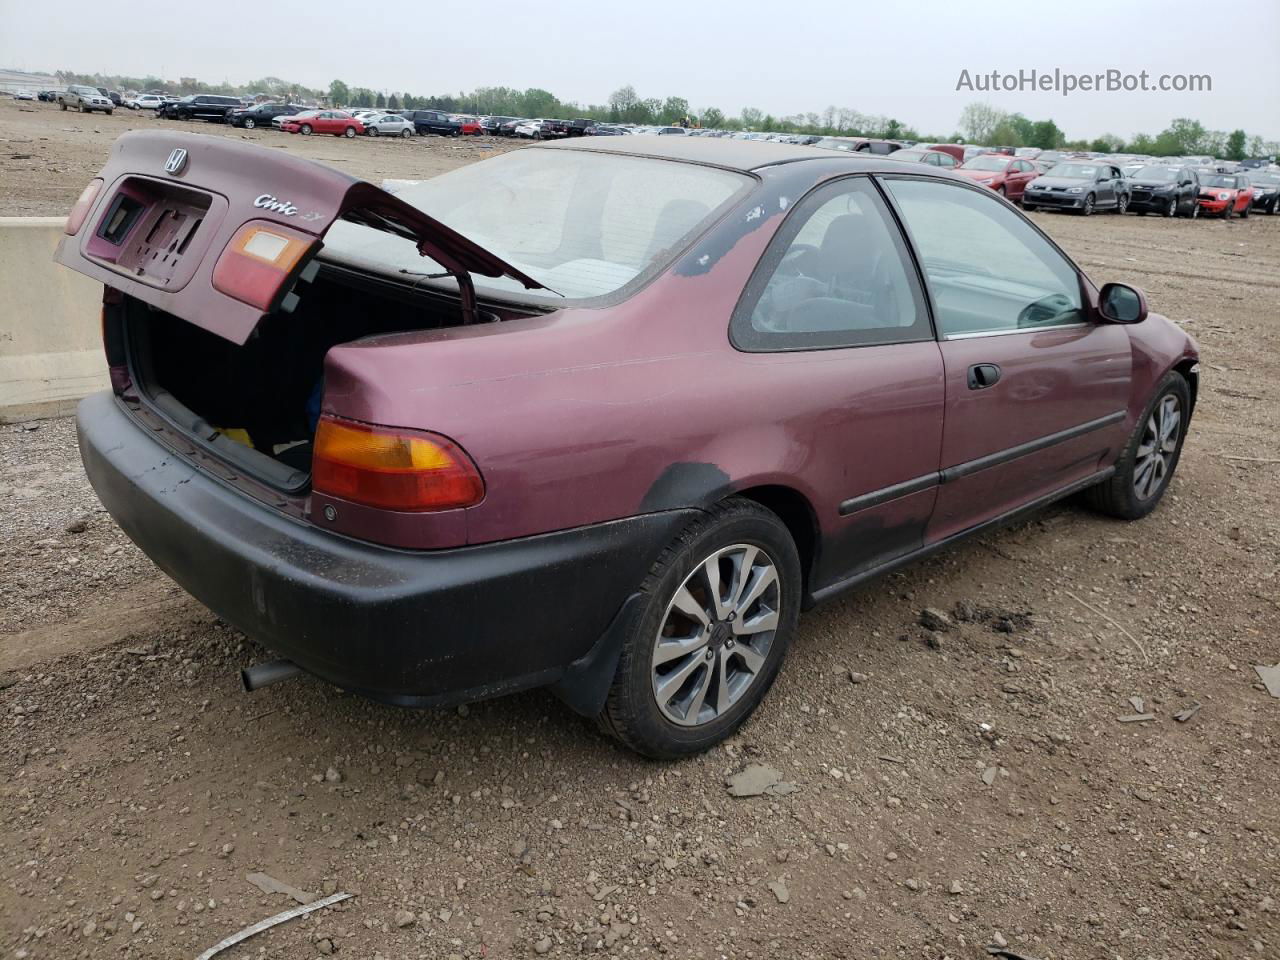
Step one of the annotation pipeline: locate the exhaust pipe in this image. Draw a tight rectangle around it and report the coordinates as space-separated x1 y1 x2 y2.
241 659 303 692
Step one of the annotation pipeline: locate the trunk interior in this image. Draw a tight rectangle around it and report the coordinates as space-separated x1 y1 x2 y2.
124 262 532 491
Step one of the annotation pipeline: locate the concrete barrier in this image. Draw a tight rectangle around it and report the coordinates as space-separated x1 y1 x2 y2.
0 217 108 422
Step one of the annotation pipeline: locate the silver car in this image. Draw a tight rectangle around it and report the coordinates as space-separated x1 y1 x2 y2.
363 114 415 138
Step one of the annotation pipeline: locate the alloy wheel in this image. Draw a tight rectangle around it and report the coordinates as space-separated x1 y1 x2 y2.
1166 198 1176 217
1134 395 1181 501
1083 194 1095 216
244 118 255 129
651 544 781 727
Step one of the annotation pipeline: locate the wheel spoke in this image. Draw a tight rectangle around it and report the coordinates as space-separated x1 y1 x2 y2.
1136 441 1156 459
655 654 705 707
701 557 730 620
682 661 713 722
671 586 711 629
653 631 707 666
734 563 777 617
734 641 767 674
727 546 759 608
713 651 732 714
735 608 779 636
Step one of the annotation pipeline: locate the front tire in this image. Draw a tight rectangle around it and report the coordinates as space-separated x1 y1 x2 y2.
1084 372 1190 521
1081 193 1096 216
400 128 412 138
1164 197 1177 217
244 117 255 129
1115 194 1128 215
300 123 312 136
599 499 801 759
343 126 356 138
367 125 379 136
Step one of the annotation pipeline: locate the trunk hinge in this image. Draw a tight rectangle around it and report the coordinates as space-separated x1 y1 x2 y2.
454 269 479 324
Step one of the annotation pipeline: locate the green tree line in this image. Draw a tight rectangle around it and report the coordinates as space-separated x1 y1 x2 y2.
49 71 1278 159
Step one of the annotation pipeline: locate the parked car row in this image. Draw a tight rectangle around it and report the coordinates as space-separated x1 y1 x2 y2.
879 146 1279 220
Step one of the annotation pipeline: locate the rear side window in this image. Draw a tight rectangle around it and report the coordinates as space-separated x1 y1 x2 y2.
731 177 929 351
883 177 1084 339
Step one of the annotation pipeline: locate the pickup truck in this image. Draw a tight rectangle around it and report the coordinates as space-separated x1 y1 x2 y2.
58 85 114 114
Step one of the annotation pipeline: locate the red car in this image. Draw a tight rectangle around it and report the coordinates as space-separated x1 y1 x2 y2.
955 154 1040 202
58 132 1199 757
280 110 365 138
1196 172 1254 218
456 116 483 135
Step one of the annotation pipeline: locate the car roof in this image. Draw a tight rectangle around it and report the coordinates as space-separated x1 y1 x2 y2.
535 135 896 172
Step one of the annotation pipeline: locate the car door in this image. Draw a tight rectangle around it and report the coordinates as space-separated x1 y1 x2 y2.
881 175 1132 541
729 176 945 587
1009 160 1034 200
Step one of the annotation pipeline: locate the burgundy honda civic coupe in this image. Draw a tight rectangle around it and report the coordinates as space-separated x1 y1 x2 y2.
59 131 1198 757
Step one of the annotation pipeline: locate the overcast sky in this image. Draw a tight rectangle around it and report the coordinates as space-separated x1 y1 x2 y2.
2 0 1277 141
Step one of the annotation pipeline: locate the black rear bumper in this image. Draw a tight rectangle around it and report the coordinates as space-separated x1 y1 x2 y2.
77 391 696 709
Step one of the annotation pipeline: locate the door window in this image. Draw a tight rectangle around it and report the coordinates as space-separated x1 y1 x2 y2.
732 178 929 351
883 178 1085 339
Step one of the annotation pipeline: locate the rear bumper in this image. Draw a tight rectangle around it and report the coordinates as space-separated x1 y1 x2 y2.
77 391 697 707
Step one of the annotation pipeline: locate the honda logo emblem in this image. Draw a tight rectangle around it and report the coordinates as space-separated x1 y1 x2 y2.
164 148 188 174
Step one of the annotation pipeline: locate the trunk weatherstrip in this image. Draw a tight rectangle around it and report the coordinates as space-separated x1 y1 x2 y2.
838 410 1125 516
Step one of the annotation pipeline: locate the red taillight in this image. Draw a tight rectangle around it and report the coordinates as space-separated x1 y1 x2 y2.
65 179 103 235
211 221 316 312
312 417 484 512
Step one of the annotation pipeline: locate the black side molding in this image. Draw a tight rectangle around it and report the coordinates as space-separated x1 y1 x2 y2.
838 411 1126 516
939 411 1125 484
839 473 939 516
813 465 1116 605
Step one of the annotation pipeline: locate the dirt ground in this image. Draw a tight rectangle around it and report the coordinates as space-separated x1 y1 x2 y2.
2 95 1279 960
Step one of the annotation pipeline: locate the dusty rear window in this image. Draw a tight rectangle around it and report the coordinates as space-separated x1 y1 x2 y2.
323 148 751 301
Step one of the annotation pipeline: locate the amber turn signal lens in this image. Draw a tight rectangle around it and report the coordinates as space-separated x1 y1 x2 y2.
312 417 484 512
211 221 316 311
65 179 103 236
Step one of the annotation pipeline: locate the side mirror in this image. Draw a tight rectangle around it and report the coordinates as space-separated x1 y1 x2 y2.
1098 283 1147 325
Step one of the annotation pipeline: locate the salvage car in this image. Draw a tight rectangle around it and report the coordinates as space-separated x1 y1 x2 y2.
399 109 461 136
1022 162 1129 215
886 148 959 169
159 94 243 122
279 110 365 137
1126 165 1201 218
228 103 307 129
1246 171 1279 214
1196 172 1254 218
57 132 1199 758
58 85 114 114
954 154 1039 202
362 114 415 137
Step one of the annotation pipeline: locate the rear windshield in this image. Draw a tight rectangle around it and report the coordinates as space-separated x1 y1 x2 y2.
324 148 751 301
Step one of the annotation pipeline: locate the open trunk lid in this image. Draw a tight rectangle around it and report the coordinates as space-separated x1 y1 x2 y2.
55 130 544 344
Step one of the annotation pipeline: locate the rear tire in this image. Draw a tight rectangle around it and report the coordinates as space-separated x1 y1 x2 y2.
1083 372 1190 521
1240 202 1250 219
598 498 801 759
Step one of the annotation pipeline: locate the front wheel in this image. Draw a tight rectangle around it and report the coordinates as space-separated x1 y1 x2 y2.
1164 197 1177 217
598 499 801 758
1240 202 1250 219
400 128 412 138
1023 203 1037 212
244 118 255 129
60 102 67 111
367 125 379 136
1081 193 1096 216
1083 372 1190 521
343 126 356 138
299 123 312 135
1115 194 1128 215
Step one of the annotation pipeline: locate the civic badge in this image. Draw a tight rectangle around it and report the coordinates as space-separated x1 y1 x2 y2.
164 148 188 175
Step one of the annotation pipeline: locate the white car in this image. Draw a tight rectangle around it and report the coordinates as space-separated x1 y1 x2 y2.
363 114 415 137
513 120 545 139
15 90 35 101
129 94 165 111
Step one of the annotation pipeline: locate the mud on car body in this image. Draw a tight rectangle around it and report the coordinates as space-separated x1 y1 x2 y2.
59 131 1198 757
